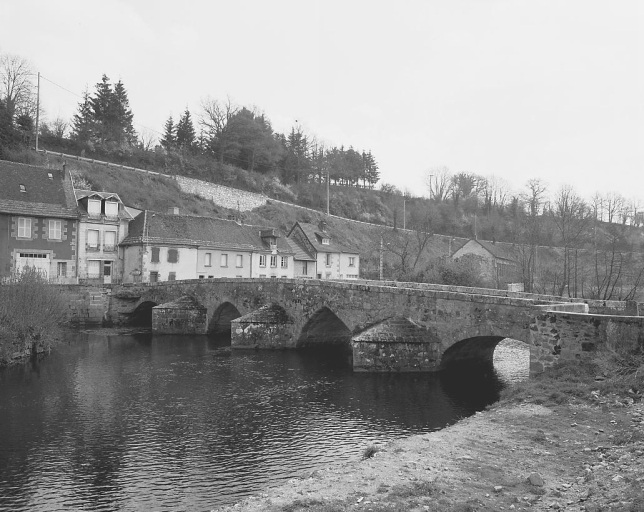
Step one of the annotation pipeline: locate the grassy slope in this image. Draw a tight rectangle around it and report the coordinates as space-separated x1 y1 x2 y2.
28 151 466 279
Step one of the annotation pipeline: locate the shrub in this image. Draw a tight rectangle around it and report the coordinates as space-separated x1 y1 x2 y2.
0 269 67 365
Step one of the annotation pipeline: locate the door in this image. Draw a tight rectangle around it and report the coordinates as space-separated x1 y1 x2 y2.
16 252 50 278
103 261 113 284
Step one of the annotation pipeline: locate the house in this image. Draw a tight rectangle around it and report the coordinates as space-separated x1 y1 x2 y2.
451 238 519 288
119 209 295 283
75 190 134 284
0 161 79 283
287 220 360 280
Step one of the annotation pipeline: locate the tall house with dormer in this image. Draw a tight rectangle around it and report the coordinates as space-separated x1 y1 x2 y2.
75 190 134 284
0 161 79 282
287 220 360 280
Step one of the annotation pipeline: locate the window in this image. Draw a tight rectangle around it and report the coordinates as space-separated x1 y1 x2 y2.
151 247 160 263
47 172 53 180
104 231 116 251
259 254 266 267
105 201 118 218
167 248 178 263
208 275 213 278
17 217 31 238
87 199 101 216
87 229 99 249
149 271 159 283
326 253 332 266
168 272 176 281
221 254 228 267
205 252 212 266
199 275 205 279
259 274 267 278
321 237 330 245
236 254 243 267
87 260 100 278
49 220 62 240
19 184 26 193
57 262 67 278
349 256 355 267
280 256 288 268
270 255 277 268
301 261 308 274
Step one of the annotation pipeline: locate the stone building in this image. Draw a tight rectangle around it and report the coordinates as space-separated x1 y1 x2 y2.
451 238 519 288
0 161 78 282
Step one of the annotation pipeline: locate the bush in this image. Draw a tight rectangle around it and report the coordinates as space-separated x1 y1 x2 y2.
0 269 67 365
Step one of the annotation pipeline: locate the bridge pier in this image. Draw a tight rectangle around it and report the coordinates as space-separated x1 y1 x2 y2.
231 304 296 349
352 317 440 372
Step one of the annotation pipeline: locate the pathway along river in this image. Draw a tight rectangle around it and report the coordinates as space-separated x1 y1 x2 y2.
0 332 529 511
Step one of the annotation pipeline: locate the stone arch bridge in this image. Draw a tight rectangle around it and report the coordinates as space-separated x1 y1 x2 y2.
109 278 644 375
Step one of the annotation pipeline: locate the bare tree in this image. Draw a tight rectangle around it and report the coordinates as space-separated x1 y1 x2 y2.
425 166 452 201
138 127 156 151
199 96 239 162
0 53 35 120
553 185 592 296
51 117 67 139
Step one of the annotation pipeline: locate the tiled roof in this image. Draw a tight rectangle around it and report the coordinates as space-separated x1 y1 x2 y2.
284 236 316 261
0 160 78 219
470 239 518 263
121 211 294 254
290 221 357 254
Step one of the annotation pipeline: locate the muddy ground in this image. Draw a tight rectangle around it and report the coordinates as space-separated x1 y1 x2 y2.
216 396 643 511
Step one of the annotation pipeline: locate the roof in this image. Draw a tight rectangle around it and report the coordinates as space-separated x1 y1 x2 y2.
284 236 316 261
457 238 518 263
121 211 294 254
289 221 358 254
74 189 134 221
0 160 78 219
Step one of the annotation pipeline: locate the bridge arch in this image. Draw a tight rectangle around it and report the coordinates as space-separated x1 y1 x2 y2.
297 306 352 349
208 302 242 335
440 336 506 369
127 300 158 327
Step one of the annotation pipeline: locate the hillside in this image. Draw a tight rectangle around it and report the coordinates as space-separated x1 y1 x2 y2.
6 148 644 300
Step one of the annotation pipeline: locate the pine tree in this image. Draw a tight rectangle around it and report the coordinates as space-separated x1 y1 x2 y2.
160 115 176 150
175 108 196 150
71 90 94 143
112 80 136 144
90 74 113 144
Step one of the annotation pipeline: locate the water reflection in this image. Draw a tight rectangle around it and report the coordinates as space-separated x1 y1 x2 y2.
0 332 527 511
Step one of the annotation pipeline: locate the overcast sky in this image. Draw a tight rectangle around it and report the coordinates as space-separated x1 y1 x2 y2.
2 1 642 202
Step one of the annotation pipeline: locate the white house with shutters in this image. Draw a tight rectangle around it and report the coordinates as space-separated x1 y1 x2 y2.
119 210 295 283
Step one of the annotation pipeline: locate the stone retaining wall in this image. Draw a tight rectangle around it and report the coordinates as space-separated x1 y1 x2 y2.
174 176 267 211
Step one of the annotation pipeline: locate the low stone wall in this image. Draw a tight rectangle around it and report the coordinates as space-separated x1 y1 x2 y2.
58 285 112 326
529 311 644 374
174 176 267 211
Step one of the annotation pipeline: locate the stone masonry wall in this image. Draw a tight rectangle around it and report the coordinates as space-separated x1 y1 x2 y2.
529 311 644 374
59 285 112 326
174 176 267 211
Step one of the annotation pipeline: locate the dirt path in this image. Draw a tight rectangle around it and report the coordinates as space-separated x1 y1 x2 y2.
216 399 643 511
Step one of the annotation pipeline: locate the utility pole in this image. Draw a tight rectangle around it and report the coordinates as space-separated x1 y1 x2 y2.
326 168 330 216
429 174 434 199
35 72 40 151
403 193 406 230
379 236 384 280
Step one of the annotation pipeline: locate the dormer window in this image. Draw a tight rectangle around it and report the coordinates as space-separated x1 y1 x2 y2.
321 238 330 245
47 173 53 180
87 198 101 217
19 184 26 193
105 201 118 219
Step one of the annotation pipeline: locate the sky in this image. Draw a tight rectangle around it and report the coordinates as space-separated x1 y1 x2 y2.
1 0 642 202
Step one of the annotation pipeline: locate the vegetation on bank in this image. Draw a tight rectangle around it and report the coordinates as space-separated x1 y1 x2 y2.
0 269 67 365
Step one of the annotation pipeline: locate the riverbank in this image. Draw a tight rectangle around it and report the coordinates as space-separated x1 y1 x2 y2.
217 370 643 511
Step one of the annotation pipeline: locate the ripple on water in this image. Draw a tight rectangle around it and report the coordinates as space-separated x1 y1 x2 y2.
0 333 527 511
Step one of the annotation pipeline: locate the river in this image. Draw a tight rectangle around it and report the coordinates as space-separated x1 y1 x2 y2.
0 332 528 511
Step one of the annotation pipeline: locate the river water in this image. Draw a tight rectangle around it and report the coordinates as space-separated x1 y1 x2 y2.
0 332 528 511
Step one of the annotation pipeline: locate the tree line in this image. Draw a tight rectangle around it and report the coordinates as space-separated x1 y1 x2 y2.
0 51 379 188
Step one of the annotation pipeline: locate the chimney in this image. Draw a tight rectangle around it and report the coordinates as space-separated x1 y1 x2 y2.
167 207 180 215
318 220 327 232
